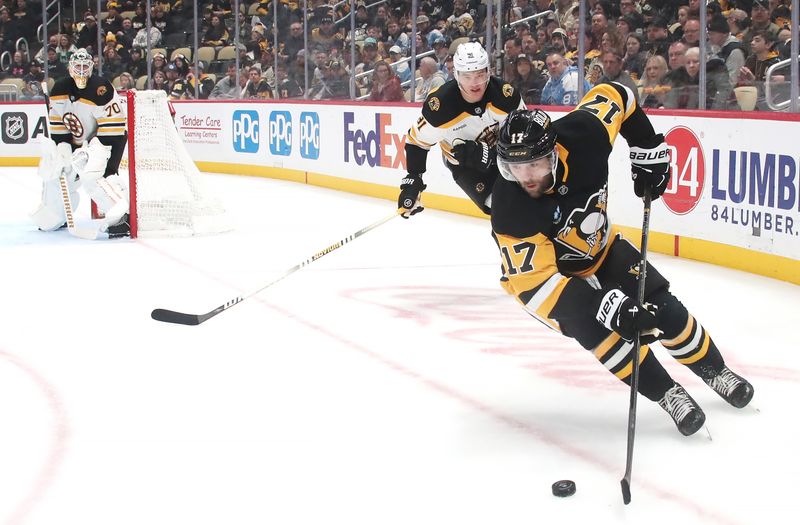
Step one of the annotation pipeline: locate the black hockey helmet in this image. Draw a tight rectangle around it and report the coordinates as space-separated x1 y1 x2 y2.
496 109 557 182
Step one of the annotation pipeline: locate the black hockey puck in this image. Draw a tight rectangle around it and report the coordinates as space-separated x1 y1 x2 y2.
551 480 576 497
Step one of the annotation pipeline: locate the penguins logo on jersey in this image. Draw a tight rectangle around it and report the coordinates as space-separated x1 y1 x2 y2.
554 189 609 262
62 113 85 138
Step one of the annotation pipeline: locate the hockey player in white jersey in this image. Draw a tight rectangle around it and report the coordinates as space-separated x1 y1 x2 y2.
398 42 526 218
31 48 130 237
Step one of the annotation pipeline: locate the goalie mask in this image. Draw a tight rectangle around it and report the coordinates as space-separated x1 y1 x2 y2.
496 109 558 198
453 42 490 100
68 48 94 89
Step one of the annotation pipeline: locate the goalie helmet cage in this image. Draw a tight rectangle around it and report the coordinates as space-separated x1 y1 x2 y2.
122 89 229 238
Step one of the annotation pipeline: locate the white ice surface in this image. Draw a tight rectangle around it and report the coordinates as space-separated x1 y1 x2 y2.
1 168 799 525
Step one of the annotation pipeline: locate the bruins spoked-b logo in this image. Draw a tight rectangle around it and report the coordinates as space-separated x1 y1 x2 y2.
62 112 85 138
428 96 440 111
1 112 27 144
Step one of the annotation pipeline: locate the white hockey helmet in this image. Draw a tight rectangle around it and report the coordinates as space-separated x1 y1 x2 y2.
68 48 94 89
453 42 490 75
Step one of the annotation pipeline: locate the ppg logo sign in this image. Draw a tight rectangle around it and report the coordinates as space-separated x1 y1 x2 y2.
299 112 319 159
268 111 292 156
232 110 259 153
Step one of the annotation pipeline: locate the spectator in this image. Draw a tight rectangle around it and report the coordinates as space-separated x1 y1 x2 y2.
151 51 167 74
727 9 749 41
164 63 182 94
151 4 168 34
503 36 523 82
118 71 135 90
126 47 147 79
444 0 474 40
600 29 624 56
638 54 670 108
682 17 701 47
243 66 274 99
132 2 147 32
76 14 99 51
707 14 745 87
386 18 410 55
9 50 27 78
102 2 124 35
133 24 162 48
368 60 404 101
667 41 688 72
173 62 215 99
45 46 67 79
311 58 349 100
278 63 304 99
623 33 646 80
209 62 240 99
618 0 643 29
741 0 780 55
21 59 44 100
56 34 77 66
149 69 169 93
282 22 306 63
202 14 229 47
549 28 568 56
541 51 590 106
173 53 190 77
388 45 411 83
413 56 446 101
431 35 449 72
737 31 783 110
644 16 670 63
597 51 636 100
115 17 137 48
664 47 735 110
102 44 126 79
311 15 343 48
511 54 546 105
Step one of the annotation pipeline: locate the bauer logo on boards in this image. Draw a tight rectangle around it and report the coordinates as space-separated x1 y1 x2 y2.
232 110 259 153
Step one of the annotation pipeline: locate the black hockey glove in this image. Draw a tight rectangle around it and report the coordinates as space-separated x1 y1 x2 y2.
630 134 670 200
451 139 494 172
398 173 426 219
595 288 661 343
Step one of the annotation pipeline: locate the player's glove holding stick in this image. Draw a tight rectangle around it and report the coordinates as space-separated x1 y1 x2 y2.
451 139 494 172
595 288 662 344
629 133 670 200
398 173 426 219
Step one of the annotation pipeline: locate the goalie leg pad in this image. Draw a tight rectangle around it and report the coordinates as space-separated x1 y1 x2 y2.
71 137 112 182
31 175 81 231
85 173 129 226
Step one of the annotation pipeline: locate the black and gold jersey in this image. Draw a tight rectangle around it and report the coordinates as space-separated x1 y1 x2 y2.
48 75 125 146
405 76 526 173
491 82 658 332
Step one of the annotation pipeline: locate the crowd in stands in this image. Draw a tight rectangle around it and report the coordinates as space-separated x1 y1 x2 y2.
0 0 796 111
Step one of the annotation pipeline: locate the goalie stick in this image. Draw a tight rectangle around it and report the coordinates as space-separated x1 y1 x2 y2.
620 187 652 505
40 81 107 240
152 211 400 325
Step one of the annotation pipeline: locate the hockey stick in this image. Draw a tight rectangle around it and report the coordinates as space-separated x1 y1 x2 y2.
620 187 652 505
40 81 106 240
151 211 401 325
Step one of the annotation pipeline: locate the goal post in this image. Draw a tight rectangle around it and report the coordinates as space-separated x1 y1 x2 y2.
122 89 230 238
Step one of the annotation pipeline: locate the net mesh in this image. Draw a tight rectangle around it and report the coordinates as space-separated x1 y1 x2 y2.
125 90 230 237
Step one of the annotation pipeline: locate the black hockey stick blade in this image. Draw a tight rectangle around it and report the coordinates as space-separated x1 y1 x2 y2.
151 308 204 325
621 478 631 505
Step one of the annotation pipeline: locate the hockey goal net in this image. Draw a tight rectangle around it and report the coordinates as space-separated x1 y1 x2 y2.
122 89 229 238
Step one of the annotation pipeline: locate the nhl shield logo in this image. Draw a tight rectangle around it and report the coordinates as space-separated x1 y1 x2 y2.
1 112 27 144
428 97 440 111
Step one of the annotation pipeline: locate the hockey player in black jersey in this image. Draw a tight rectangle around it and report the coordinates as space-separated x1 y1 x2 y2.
398 42 526 218
31 48 130 237
490 82 754 436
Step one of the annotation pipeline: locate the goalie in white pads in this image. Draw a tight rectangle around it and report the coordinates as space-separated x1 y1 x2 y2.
31 48 130 238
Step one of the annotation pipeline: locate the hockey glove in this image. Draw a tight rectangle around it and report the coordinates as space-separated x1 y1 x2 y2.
595 288 661 343
451 139 494 172
398 173 426 219
630 134 670 200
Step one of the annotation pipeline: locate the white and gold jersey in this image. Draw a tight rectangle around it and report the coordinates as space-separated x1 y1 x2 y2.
48 75 125 147
405 76 525 172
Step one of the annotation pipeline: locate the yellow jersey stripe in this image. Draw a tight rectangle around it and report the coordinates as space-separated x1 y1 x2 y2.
614 345 650 379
